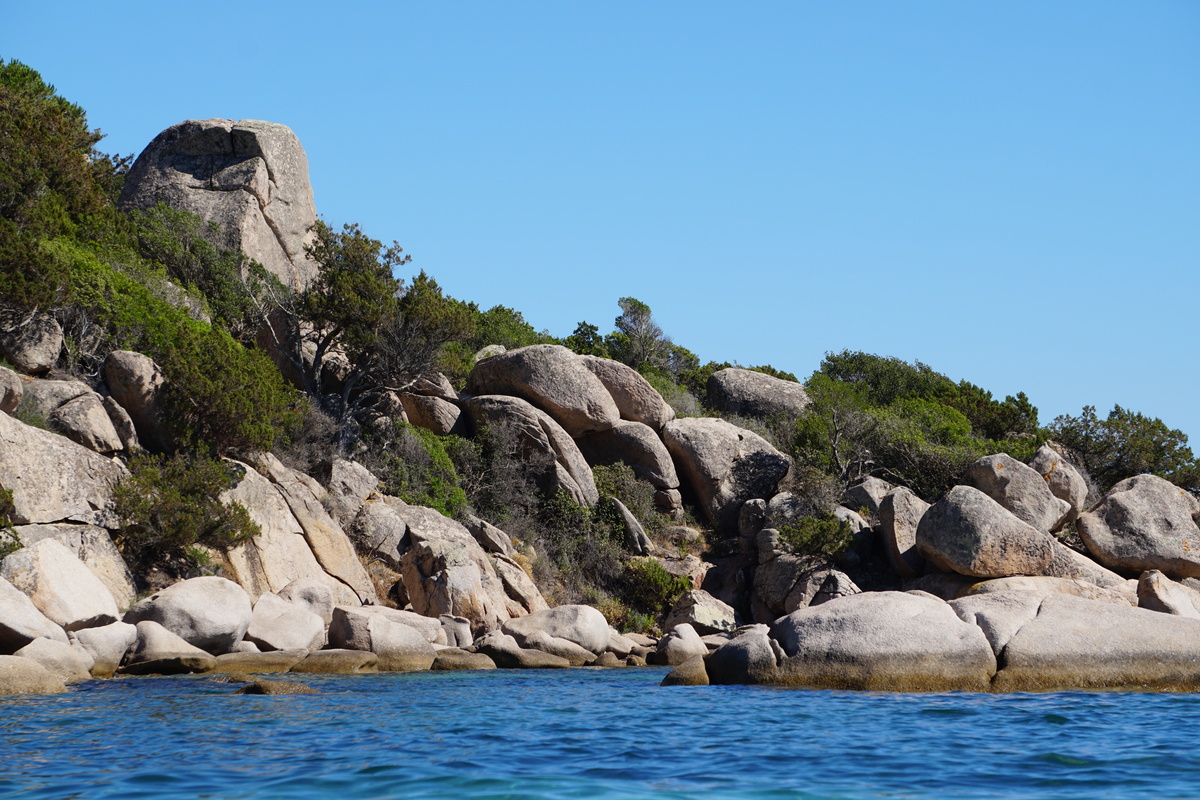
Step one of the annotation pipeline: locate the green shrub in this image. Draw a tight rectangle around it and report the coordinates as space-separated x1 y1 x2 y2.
592 462 665 540
113 453 260 575
0 485 18 559
362 422 468 518
623 558 693 615
47 237 299 454
776 514 854 562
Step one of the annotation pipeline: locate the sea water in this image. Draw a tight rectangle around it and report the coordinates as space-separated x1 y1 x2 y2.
2 668 1199 799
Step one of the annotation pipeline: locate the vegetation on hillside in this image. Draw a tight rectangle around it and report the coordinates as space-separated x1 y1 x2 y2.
3 57 1198 613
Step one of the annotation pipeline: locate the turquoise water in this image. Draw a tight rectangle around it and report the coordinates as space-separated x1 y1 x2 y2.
2 668 1199 799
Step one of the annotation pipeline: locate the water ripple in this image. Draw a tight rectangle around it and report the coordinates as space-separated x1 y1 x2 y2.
3 670 1200 798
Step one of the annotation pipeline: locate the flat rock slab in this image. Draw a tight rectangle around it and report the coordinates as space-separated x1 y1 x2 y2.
431 649 497 671
289 649 379 674
209 650 310 674
994 593 1200 691
0 655 67 695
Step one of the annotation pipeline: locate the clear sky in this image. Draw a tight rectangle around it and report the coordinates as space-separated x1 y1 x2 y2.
5 2 1199 441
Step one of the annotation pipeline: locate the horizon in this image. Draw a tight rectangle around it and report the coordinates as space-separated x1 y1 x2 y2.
4 1 1198 442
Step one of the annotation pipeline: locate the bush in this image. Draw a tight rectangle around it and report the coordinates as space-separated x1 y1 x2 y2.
623 558 693 615
592 462 664 540
361 421 468 518
776 514 854 562
0 485 18 559
113 453 260 575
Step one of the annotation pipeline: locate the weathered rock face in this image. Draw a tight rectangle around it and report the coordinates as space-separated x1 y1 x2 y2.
119 118 318 290
277 577 335 624
0 539 119 631
962 575 1136 606
0 366 21 414
351 495 409 571
466 345 620 437
878 488 929 579
501 605 611 655
397 506 511 634
706 368 810 419
1077 474 1200 579
948 590 1044 656
0 309 62 374
490 554 550 615
472 630 570 669
251 454 377 604
770 591 997 691
400 393 462 436
11 524 137 609
465 394 599 506
578 355 675 431
19 380 124 453
0 412 127 527
916 486 1057 579
103 350 170 452
462 515 513 556
575 420 679 490
1137 570 1200 618
0 654 67 695
993 593 1200 691
123 577 252 655
662 417 791 533
324 459 379 530
964 454 1072 533
845 477 893 516
1028 444 1089 524
218 460 362 606
0 576 67 653
664 590 738 635
327 606 435 672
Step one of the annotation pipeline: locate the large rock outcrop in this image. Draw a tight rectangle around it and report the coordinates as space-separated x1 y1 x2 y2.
0 412 127 527
707 368 810 419
119 118 318 290
123 576 252 655
662 417 791 532
465 395 599 506
218 461 363 606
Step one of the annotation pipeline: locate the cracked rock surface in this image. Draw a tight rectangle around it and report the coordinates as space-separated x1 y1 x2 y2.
119 118 318 290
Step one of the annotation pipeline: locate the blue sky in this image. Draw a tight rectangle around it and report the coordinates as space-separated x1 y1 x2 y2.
5 2 1199 441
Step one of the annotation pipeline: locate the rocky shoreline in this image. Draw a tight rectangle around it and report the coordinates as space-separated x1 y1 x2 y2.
5 114 1200 697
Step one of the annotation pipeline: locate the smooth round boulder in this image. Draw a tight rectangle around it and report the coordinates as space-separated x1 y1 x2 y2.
245 593 325 652
916 486 1057 579
706 368 810 419
0 575 68 652
1077 474 1200 579
277 577 336 624
123 576 252 655
70 621 137 678
964 453 1072 533
578 355 675 431
121 620 217 675
14 637 93 682
466 344 620 437
656 623 709 666
770 591 996 691
1 539 119 631
662 417 792 533
705 628 780 685
660 654 710 686
501 604 611 655
0 310 62 374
